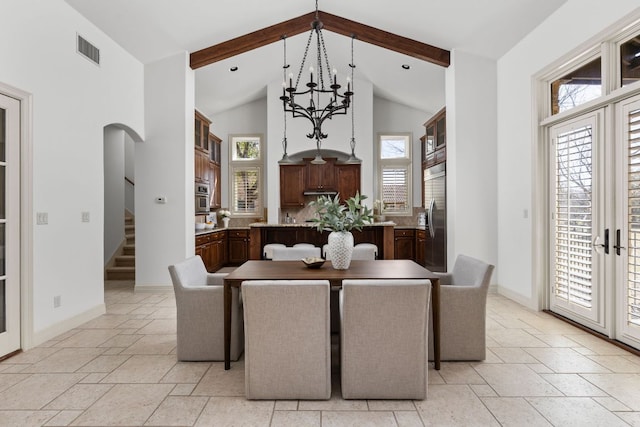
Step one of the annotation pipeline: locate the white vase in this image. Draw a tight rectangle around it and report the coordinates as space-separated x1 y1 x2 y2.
222 217 230 228
327 231 354 270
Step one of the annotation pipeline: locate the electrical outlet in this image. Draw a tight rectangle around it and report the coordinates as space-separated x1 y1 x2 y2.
82 211 90 222
53 295 61 308
37 212 48 225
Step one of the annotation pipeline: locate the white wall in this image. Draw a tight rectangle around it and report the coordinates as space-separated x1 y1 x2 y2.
136 52 195 288
103 127 126 264
497 0 640 307
446 50 498 277
0 0 144 343
373 97 429 208
266 77 374 222
210 98 268 210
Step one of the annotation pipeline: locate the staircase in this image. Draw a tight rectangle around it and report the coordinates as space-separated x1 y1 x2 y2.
105 215 136 280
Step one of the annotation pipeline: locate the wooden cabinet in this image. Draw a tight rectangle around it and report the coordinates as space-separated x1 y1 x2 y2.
422 107 446 169
195 149 209 184
196 234 213 271
335 163 361 203
227 230 249 265
210 231 227 271
305 158 336 191
415 229 426 267
209 133 222 209
280 164 306 208
394 229 415 260
195 110 211 152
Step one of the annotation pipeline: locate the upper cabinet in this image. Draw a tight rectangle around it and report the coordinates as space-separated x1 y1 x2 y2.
335 163 361 203
305 157 336 192
195 110 211 152
280 164 306 208
422 107 446 168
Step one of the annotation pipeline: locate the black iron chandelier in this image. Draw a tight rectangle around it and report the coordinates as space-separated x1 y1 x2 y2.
279 0 354 164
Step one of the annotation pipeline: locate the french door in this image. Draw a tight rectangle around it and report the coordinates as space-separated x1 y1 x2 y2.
0 92 21 357
549 111 607 333
549 95 640 348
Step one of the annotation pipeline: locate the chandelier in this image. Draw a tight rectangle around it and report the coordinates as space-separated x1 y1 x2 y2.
280 0 354 164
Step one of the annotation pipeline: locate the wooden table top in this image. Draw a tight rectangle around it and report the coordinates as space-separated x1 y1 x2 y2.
224 259 439 284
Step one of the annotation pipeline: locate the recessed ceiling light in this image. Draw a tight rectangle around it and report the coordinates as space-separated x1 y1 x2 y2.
401 64 410 70
229 66 238 72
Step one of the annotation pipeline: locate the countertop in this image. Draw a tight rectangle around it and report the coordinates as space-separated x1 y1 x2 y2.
195 223 425 235
195 226 249 236
249 221 397 228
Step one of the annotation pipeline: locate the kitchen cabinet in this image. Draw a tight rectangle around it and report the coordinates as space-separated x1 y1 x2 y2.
227 230 249 265
335 163 361 203
196 234 213 271
305 157 336 191
195 110 210 152
415 229 426 267
210 231 227 271
422 107 446 169
394 229 415 260
280 164 306 208
209 133 222 209
195 149 209 184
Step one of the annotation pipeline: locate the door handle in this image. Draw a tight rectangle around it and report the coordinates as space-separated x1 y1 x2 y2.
613 229 625 256
598 228 609 254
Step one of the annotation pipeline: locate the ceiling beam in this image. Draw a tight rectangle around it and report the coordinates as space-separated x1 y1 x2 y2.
189 11 450 70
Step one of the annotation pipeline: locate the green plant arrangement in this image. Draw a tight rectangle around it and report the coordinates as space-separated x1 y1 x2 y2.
309 192 374 232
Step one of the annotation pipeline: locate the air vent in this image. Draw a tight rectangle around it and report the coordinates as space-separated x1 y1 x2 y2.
77 34 100 65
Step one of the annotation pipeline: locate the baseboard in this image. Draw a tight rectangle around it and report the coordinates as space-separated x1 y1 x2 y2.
30 303 106 348
496 285 538 311
134 284 172 293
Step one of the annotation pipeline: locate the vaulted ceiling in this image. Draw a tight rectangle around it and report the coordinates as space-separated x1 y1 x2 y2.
64 0 568 116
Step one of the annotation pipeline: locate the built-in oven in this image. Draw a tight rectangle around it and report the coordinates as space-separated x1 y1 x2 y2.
195 183 210 214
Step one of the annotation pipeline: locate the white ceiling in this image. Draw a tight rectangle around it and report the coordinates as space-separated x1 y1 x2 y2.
64 0 568 116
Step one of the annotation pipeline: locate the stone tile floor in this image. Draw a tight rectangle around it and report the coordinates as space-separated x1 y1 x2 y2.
0 280 639 426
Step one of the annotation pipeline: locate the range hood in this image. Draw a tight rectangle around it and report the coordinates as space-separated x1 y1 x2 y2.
303 190 338 196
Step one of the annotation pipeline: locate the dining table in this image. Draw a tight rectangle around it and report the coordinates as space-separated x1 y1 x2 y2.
223 259 441 370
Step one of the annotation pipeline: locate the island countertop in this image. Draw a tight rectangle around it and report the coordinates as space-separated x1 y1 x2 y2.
249 221 396 228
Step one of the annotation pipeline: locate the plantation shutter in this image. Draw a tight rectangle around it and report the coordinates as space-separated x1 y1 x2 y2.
232 167 260 215
626 107 640 326
382 166 409 213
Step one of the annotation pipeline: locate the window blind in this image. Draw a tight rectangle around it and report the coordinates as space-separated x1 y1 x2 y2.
382 167 409 212
232 167 260 214
627 107 640 326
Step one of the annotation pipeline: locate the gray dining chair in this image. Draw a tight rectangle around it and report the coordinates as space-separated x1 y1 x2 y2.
270 246 321 260
340 279 431 399
428 254 495 361
168 255 243 361
242 279 331 400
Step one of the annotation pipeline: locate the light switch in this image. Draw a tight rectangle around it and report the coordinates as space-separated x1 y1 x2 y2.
155 196 167 204
82 211 90 222
37 212 48 225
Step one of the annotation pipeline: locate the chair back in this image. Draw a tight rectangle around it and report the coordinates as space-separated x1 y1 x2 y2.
271 246 321 260
168 255 208 290
242 279 331 400
451 254 494 288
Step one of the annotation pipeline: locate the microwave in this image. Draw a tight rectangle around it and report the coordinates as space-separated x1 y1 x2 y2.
195 184 210 214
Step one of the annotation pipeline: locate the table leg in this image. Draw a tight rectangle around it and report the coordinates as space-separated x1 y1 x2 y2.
432 279 440 370
224 281 231 370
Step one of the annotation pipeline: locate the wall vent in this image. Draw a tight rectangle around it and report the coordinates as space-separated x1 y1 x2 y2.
77 34 100 65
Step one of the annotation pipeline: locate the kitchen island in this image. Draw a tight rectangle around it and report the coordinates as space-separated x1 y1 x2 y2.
248 222 396 260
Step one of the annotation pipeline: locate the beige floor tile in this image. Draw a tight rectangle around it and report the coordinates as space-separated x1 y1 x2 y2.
298 396 368 411
438 363 485 384
44 383 113 410
23 348 106 373
529 334 581 348
274 400 298 410
116 319 153 330
469 384 497 397
0 410 58 426
0 373 31 392
473 364 562 397
170 383 197 396
593 396 632 411
527 364 554 374
160 361 210 384
101 355 177 383
136 319 177 335
564 334 631 356
98 334 143 348
367 400 416 411
490 347 540 364
70 383 173 426
104 303 139 314
2 347 61 365
44 409 83 426
271 410 321 427
194 396 273 427
616 411 640 426
79 373 108 383
145 395 209 426
581 373 640 410
394 410 425 427
481 397 552 426
120 334 176 355
586 355 640 373
78 315 131 329
427 368 445 384
488 328 549 348
192 362 245 397
524 347 612 373
322 410 397 427
0 373 86 410
77 355 130 373
527 397 629 426
414 384 499 426
539 373 608 396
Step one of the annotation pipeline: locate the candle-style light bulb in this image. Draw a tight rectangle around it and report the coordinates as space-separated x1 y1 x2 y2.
332 68 337 85
288 73 293 88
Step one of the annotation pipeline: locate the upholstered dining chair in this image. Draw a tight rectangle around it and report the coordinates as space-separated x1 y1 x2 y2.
242 279 331 400
168 255 243 361
340 279 431 400
428 254 495 361
270 245 321 260
322 243 377 260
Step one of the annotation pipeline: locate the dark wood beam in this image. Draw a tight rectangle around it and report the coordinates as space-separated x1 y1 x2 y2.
190 11 450 70
318 11 449 68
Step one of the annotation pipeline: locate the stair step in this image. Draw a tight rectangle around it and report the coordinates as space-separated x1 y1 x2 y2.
125 217 135 224
126 234 135 244
105 266 135 280
123 245 135 255
125 224 135 232
115 255 135 267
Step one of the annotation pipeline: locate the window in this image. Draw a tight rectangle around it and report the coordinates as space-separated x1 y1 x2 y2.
229 135 263 216
620 33 640 88
378 133 411 215
551 57 602 115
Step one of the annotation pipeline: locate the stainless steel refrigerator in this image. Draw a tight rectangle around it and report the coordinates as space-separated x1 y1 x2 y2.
424 163 447 272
